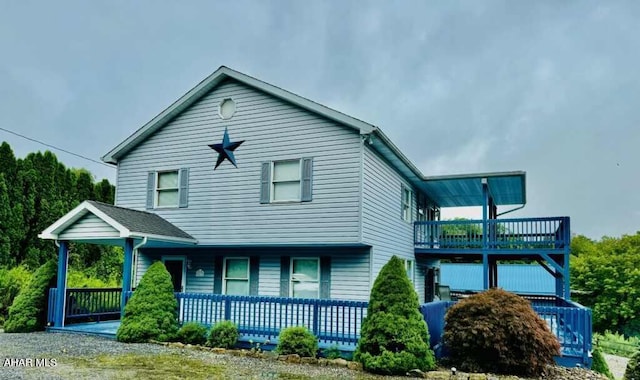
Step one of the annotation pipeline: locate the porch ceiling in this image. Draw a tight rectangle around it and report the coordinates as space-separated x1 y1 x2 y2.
38 200 197 246
420 171 526 207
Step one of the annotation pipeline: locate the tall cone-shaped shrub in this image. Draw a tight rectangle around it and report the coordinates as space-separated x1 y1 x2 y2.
116 261 178 342
4 260 57 333
354 256 435 374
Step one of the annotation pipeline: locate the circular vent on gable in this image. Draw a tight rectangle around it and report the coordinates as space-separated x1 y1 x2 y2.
219 98 236 120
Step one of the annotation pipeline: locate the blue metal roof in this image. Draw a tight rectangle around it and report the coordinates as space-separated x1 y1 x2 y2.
440 263 554 294
421 171 526 207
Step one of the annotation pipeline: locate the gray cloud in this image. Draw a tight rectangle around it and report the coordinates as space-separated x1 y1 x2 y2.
1 1 638 238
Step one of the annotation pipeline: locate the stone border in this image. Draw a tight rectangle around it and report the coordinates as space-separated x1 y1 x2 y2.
151 341 364 371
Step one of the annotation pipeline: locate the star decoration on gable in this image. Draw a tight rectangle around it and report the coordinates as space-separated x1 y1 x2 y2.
209 128 245 169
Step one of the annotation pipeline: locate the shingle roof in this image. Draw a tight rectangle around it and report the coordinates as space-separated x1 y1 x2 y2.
87 201 195 241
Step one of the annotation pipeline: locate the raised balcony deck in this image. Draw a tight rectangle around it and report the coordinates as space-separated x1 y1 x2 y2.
414 216 570 255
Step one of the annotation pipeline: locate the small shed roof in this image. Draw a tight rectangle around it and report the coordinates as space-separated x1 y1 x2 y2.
39 201 197 246
440 263 554 294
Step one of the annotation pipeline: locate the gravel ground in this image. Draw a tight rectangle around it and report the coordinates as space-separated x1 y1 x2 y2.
0 331 610 380
603 353 629 380
0 331 408 380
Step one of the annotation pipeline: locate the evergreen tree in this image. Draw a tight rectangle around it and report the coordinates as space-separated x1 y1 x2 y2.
116 261 179 342
4 260 57 332
354 256 435 374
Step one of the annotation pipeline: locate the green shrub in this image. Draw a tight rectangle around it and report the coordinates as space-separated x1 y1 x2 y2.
276 326 318 357
354 256 435 375
323 344 343 360
0 266 32 326
177 322 208 345
116 261 178 343
67 269 118 288
625 350 640 380
592 347 614 379
443 288 560 377
207 320 239 349
4 260 57 333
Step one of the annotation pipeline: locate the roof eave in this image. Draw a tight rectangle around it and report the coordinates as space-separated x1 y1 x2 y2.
129 232 198 245
102 66 376 164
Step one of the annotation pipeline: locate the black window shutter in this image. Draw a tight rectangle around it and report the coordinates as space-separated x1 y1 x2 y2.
178 168 189 208
260 162 271 204
249 256 260 296
146 172 156 209
213 256 223 294
280 256 290 297
320 256 331 299
301 157 313 202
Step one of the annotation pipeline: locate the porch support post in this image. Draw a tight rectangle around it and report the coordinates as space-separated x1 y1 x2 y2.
54 240 69 327
564 218 571 300
482 253 489 290
555 268 564 299
121 238 134 314
482 178 489 290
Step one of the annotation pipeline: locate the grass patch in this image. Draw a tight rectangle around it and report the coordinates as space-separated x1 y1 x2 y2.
69 353 224 379
595 331 640 358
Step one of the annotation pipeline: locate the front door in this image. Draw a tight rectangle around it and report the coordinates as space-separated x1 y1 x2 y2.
162 257 185 292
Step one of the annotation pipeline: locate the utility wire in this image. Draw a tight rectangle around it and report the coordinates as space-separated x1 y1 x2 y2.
0 126 115 168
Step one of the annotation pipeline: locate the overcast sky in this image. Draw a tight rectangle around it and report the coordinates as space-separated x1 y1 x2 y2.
1 1 638 239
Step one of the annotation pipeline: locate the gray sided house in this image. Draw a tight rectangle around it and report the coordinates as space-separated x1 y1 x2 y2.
41 67 588 368
41 66 441 304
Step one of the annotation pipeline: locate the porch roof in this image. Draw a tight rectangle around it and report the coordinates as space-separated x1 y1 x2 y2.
420 171 526 207
39 200 197 246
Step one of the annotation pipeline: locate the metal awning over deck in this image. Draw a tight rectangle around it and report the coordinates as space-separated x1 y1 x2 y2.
421 171 526 207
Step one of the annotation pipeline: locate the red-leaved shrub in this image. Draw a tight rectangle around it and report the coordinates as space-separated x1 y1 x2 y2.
443 288 560 376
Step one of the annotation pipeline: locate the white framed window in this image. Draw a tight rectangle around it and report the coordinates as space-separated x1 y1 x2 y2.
290 258 319 298
401 259 415 283
218 98 236 120
223 257 250 295
272 159 301 202
402 187 413 222
156 170 179 208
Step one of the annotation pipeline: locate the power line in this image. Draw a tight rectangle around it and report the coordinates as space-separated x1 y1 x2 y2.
0 126 115 168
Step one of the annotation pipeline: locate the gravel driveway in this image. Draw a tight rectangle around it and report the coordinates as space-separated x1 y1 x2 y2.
0 331 407 380
1 331 610 380
603 353 629 380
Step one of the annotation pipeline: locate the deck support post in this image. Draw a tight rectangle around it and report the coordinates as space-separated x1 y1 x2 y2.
563 218 571 300
482 253 489 290
54 240 69 327
482 178 489 290
121 238 134 315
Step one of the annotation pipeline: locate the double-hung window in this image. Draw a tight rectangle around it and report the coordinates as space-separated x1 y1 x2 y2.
290 258 319 298
402 186 413 222
261 158 312 204
401 259 415 283
272 160 301 202
156 171 179 207
223 258 249 295
147 168 189 209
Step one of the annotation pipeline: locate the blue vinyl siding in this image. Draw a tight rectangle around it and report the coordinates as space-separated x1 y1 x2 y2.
361 145 424 296
58 213 120 240
135 247 370 301
115 80 361 245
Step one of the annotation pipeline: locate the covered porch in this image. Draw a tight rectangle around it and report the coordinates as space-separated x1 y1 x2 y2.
38 200 198 328
414 171 572 300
